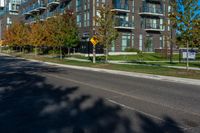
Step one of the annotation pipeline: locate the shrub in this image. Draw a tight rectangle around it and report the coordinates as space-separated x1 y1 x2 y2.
124 48 140 52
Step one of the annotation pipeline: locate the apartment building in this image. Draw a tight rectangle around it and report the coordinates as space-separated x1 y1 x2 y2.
2 0 174 53
0 0 22 40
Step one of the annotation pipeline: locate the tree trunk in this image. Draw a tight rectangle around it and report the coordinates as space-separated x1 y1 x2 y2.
60 46 62 60
20 47 22 53
68 47 70 56
22 46 25 54
186 40 189 71
53 47 55 56
35 46 37 56
105 45 108 63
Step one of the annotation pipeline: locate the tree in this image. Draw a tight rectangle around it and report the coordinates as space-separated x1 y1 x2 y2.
29 21 48 55
62 10 79 56
94 4 119 63
169 0 200 70
4 21 29 52
191 19 200 48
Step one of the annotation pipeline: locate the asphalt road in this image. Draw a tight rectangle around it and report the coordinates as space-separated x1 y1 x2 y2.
0 55 200 133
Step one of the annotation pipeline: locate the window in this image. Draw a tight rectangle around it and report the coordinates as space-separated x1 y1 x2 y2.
132 34 134 48
160 35 163 49
83 11 90 27
111 41 115 52
132 0 134 13
145 36 153 52
76 0 81 12
139 34 143 51
121 33 131 51
77 14 81 27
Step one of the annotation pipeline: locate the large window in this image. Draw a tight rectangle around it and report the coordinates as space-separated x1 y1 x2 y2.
145 36 153 52
77 14 81 27
160 35 163 49
83 11 90 27
76 0 81 12
121 33 131 51
139 34 143 51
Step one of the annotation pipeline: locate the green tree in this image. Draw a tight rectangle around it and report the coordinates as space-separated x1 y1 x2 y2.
94 4 119 63
62 10 79 56
169 0 200 70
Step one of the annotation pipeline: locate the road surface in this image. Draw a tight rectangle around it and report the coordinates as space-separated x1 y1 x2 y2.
0 55 200 133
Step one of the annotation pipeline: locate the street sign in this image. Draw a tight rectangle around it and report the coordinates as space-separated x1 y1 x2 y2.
182 51 196 60
90 36 99 45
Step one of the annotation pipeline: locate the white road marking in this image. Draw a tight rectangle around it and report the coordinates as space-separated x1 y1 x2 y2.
106 98 187 130
44 73 200 119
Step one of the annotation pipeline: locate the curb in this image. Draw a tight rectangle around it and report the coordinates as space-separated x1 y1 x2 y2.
1 53 200 86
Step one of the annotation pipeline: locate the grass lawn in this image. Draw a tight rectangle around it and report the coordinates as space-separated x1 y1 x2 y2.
108 53 200 61
70 53 200 68
12 53 200 80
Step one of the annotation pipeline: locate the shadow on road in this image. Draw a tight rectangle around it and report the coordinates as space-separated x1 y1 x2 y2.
0 56 184 133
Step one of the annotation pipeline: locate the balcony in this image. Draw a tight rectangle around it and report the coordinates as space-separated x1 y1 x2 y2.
34 3 46 11
9 8 19 13
115 20 134 30
146 0 162 3
139 6 164 16
47 0 60 7
111 3 130 13
47 11 55 19
29 17 37 24
22 8 31 15
144 23 164 32
40 14 46 21
29 5 39 13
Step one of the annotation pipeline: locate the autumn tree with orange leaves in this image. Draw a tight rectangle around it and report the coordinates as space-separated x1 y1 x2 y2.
4 21 29 52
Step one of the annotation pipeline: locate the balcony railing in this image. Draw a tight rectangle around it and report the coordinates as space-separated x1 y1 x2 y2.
144 23 164 31
22 3 46 15
139 6 164 16
47 0 60 6
115 20 134 30
40 14 46 21
22 8 31 15
146 0 162 3
29 5 40 13
112 3 130 12
34 3 46 10
47 11 55 19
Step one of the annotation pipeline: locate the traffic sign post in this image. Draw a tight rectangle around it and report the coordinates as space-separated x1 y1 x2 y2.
90 36 99 63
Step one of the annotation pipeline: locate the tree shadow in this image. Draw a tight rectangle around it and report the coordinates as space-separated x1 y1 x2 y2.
0 56 134 133
0 55 186 133
136 113 184 133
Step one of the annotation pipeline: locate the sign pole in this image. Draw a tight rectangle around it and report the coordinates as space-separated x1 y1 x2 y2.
93 45 96 63
186 40 189 71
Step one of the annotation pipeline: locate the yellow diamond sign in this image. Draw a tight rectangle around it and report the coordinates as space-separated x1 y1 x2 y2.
90 36 99 45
